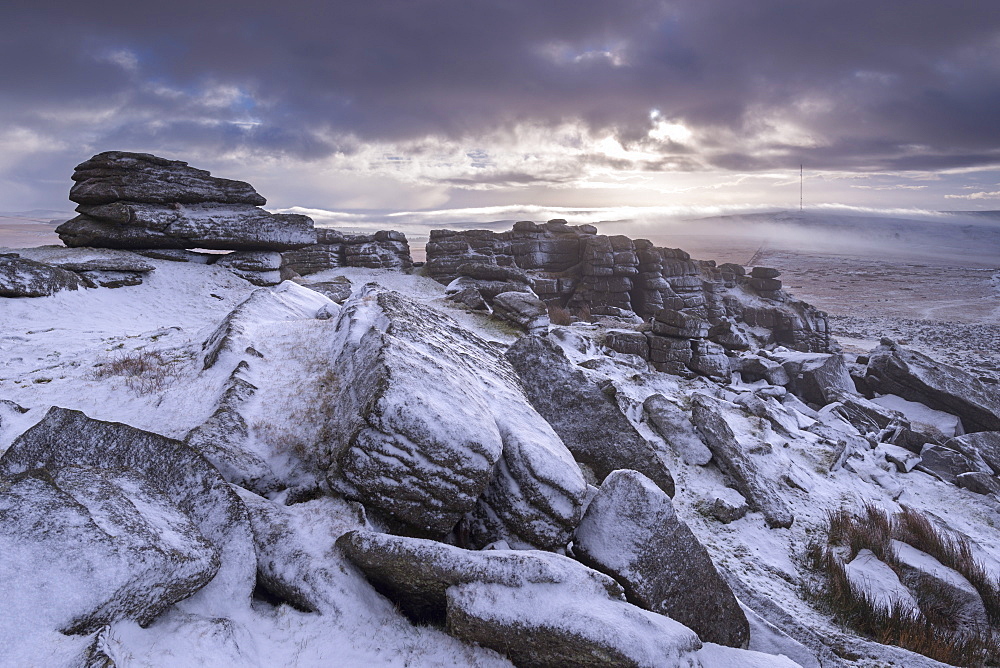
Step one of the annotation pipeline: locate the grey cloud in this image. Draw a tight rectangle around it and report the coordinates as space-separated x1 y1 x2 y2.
1 0 999 176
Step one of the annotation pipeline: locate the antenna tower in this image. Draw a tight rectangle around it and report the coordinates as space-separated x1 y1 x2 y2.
800 164 803 211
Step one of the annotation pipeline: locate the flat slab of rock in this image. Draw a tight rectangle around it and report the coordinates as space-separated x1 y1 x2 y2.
691 393 795 529
0 255 85 297
326 286 585 549
916 444 982 485
643 394 713 466
574 470 749 647
0 467 218 635
0 407 255 608
506 336 675 495
865 341 1000 433
59 203 316 251
770 350 854 406
338 530 703 667
492 291 549 335
69 151 266 205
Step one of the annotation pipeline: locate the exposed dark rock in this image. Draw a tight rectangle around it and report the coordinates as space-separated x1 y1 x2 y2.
957 471 1000 495
915 444 983 485
651 308 709 338
0 467 219 634
750 267 781 279
573 470 749 648
0 255 85 297
605 330 650 358
324 286 585 549
865 341 1000 433
771 351 855 406
736 355 791 386
281 229 413 274
77 270 145 288
58 203 316 252
946 432 1000 476
304 277 354 303
506 336 675 495
690 339 731 379
643 394 713 466
69 151 266 206
690 393 795 529
697 488 749 523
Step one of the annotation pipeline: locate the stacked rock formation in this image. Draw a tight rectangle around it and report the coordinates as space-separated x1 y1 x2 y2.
56 152 316 252
280 229 412 276
427 219 833 355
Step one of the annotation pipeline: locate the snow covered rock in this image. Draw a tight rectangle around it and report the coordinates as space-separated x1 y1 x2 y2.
651 308 710 338
236 489 368 613
506 335 675 495
0 467 218 636
491 291 549 335
865 340 1000 433
573 470 749 648
697 487 750 523
946 431 1000 476
324 286 586 548
643 394 713 466
0 407 256 608
956 471 1000 495
337 529 703 667
871 394 963 442
893 540 989 628
690 393 795 529
770 350 854 406
304 276 354 303
214 251 283 286
184 362 282 495
877 443 922 473
0 254 85 297
843 549 919 616
201 281 333 369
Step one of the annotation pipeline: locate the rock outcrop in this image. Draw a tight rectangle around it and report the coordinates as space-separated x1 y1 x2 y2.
281 228 413 274
338 529 703 667
865 340 1000 433
573 470 749 648
427 219 834 355
506 335 675 495
57 151 316 251
323 285 586 549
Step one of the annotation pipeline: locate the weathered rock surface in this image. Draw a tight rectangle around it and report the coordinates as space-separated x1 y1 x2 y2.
506 336 675 495
843 549 919 616
0 407 256 606
698 487 750 523
573 470 749 647
771 350 854 406
916 444 983 485
865 341 1000 433
946 431 1000 476
0 467 219 634
324 286 586 549
425 220 834 353
305 276 354 303
69 151 266 206
281 228 412 274
237 489 368 613
491 291 549 335
0 254 86 297
338 530 703 667
643 394 713 466
57 151 317 251
691 393 795 528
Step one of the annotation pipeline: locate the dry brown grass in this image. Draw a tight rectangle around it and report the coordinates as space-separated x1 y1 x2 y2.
91 349 186 394
809 503 1000 666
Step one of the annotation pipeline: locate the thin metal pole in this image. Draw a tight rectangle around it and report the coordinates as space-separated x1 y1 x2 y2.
800 164 803 211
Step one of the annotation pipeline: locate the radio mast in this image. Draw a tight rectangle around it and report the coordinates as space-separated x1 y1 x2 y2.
800 164 803 211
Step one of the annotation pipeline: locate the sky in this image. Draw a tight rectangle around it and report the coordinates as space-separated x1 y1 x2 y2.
2 0 1000 229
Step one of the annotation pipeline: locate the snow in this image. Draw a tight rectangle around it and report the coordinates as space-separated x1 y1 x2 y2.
844 549 920 616
4 245 1000 667
872 393 964 439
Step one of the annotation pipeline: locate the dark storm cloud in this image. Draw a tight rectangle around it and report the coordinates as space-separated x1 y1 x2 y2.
2 0 1000 174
